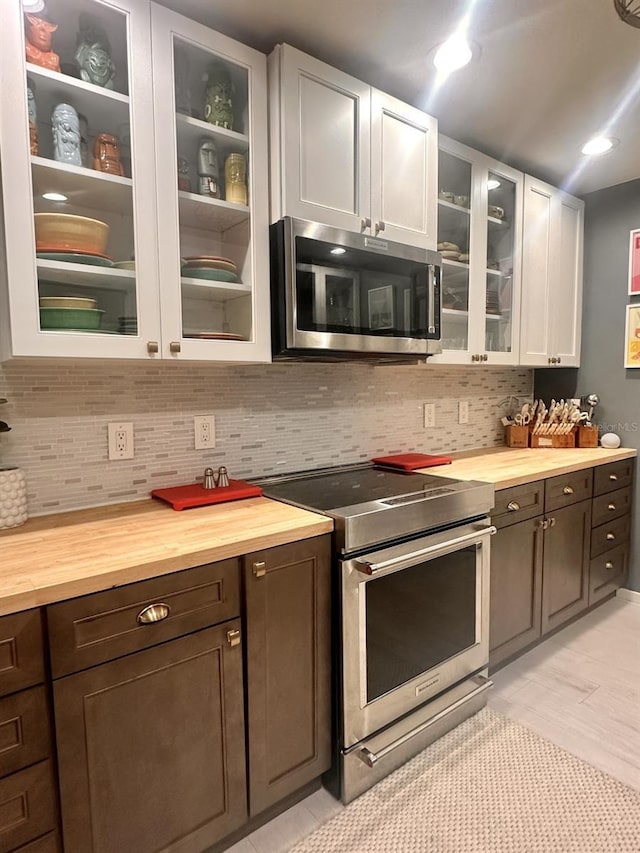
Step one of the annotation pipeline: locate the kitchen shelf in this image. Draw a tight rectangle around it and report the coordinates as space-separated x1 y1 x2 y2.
176 113 249 157
181 276 251 301
178 191 250 231
441 259 470 290
438 198 470 215
488 215 508 227
31 156 133 214
486 267 510 277
37 259 136 291
442 307 469 320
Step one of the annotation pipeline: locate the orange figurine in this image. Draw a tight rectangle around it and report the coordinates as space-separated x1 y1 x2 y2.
25 14 60 72
93 133 125 176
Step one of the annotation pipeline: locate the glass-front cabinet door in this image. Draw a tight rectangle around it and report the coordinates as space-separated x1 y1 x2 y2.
432 136 523 366
0 0 160 359
151 4 270 361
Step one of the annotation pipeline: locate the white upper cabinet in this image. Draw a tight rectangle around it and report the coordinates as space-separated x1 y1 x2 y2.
431 136 523 366
520 176 584 367
269 44 437 250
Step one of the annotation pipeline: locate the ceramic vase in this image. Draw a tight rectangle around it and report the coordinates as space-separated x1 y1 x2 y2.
0 467 28 530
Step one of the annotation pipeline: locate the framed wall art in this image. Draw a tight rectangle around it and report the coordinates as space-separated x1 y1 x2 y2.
624 303 640 367
628 228 640 295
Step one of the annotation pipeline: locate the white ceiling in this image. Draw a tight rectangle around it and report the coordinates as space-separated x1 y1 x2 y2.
158 0 640 197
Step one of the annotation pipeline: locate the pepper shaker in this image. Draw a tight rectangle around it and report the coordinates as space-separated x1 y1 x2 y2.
203 467 216 489
217 466 229 488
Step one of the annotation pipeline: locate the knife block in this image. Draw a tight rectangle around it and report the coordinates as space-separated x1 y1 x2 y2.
530 430 576 448
577 425 599 447
505 424 530 448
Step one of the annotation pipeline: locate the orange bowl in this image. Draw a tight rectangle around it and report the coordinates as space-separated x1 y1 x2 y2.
34 213 109 255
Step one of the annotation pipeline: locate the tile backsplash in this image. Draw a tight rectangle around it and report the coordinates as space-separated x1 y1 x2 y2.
0 361 532 516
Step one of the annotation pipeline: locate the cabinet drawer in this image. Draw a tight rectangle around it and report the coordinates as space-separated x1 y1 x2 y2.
590 515 631 559
0 612 45 700
591 487 632 527
492 482 544 529
593 459 634 496
12 832 60 853
0 687 50 780
545 469 593 511
48 559 240 678
590 544 628 606
0 760 57 853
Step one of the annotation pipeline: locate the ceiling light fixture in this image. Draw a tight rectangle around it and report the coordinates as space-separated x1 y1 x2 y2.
433 32 473 73
614 0 640 28
581 136 618 156
42 191 68 201
487 179 501 190
330 247 346 255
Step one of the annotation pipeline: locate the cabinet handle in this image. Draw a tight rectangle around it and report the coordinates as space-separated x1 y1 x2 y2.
472 354 479 362
169 341 181 354
507 501 520 512
537 519 549 530
482 353 488 362
147 341 159 354
562 486 574 495
227 629 241 647
605 561 614 571
606 532 616 541
548 517 556 527
360 217 371 232
608 503 617 511
375 220 386 235
137 603 171 625
253 560 266 578
609 473 618 481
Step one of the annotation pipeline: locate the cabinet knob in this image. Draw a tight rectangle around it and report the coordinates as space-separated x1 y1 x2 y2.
375 220 386 235
562 485 574 495
606 532 616 541
557 357 562 364
227 629 241 647
548 516 556 527
471 354 478 362
507 501 520 512
538 519 549 530
360 217 371 232
137 602 171 625
482 353 488 362
605 561 614 571
253 560 266 578
609 473 618 481
608 503 617 511
147 341 159 354
169 341 181 354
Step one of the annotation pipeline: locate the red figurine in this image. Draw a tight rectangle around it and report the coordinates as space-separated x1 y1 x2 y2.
25 14 60 72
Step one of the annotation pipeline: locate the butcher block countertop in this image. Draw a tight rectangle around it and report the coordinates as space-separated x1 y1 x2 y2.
425 446 637 489
0 497 333 617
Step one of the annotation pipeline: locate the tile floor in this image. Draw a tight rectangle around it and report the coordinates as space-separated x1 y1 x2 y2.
226 592 640 853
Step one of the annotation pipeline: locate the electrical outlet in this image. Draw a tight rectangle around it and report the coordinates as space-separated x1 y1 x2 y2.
108 422 134 460
423 403 435 428
194 415 216 450
459 401 469 424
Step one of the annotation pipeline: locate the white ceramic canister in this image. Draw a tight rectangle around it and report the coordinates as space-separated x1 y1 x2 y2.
0 467 28 529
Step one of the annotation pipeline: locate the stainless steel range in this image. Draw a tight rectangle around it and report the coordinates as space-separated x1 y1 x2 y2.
260 463 495 803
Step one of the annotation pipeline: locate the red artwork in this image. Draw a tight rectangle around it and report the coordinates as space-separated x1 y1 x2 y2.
25 14 60 72
629 229 640 295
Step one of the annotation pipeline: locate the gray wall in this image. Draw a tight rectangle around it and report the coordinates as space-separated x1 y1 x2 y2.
578 179 640 590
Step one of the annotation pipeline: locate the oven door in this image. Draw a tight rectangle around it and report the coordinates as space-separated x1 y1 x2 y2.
341 519 494 748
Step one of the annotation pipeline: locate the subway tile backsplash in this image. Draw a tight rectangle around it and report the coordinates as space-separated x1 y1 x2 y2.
0 361 532 516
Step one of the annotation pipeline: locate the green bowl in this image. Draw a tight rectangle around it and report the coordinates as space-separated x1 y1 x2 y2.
40 307 104 330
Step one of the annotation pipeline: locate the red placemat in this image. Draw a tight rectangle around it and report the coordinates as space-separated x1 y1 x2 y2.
372 453 452 470
151 479 262 510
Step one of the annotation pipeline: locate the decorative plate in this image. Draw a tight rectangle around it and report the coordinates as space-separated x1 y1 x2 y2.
37 252 114 267
182 258 237 273
440 251 461 261
183 331 246 340
181 268 239 282
182 255 236 265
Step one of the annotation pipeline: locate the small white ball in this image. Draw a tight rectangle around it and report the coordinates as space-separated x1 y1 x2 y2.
600 432 621 449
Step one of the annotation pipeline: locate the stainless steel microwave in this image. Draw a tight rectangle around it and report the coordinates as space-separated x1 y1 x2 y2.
270 218 442 362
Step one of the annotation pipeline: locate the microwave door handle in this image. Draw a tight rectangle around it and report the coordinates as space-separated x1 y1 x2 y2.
427 265 436 334
354 524 497 576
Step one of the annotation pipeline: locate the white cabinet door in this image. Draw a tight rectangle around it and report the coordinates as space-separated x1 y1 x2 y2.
270 44 370 232
151 4 271 362
520 176 583 367
370 90 437 250
0 0 161 361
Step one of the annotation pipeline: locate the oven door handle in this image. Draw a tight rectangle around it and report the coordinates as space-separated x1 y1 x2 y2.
353 524 497 576
358 674 493 768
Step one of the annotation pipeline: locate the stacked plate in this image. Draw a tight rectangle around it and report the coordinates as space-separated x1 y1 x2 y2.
485 291 500 315
118 315 138 335
181 256 239 283
437 242 461 261
37 250 113 267
182 329 246 341
38 296 104 330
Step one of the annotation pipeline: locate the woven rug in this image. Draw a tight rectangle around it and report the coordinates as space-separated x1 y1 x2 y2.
290 708 640 852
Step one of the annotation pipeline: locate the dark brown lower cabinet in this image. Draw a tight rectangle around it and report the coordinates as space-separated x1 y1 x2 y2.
541 500 592 634
0 761 57 853
244 536 332 817
53 622 247 853
489 516 543 668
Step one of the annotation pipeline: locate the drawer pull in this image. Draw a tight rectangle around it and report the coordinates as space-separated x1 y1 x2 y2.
227 629 241 647
507 501 520 512
253 560 266 578
609 473 618 481
608 503 617 512
137 603 171 625
562 486 574 495
548 516 556 528
606 532 616 541
605 561 614 571
537 519 549 530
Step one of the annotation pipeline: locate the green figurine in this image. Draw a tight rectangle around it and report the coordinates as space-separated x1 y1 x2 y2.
75 13 115 90
204 62 233 130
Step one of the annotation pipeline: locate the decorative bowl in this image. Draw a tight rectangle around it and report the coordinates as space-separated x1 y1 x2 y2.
39 296 97 310
39 307 104 330
34 213 109 255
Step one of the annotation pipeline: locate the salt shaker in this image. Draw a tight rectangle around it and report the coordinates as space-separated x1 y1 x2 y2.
217 466 229 488
203 467 216 489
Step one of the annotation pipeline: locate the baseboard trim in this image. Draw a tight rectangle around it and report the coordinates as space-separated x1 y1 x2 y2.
616 587 640 604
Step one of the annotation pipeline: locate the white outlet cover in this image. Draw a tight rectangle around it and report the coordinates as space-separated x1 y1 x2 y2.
108 422 134 460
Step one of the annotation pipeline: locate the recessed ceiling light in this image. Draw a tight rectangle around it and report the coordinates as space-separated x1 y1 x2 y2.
330 247 346 255
42 192 68 201
22 0 46 10
581 136 618 156
433 33 473 73
487 179 501 190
